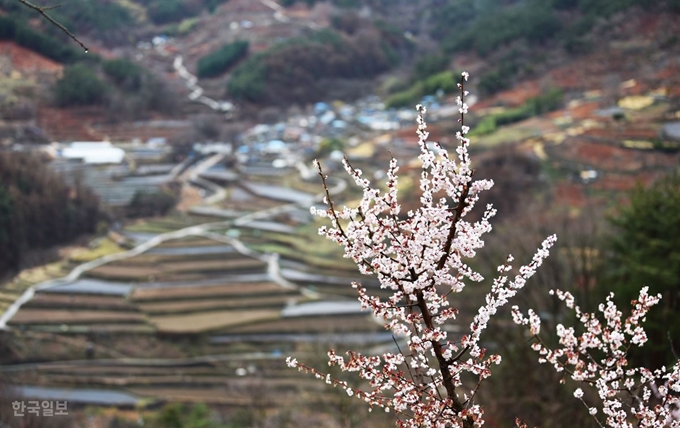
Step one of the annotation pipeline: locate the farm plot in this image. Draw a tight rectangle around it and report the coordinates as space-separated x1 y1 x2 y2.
546 136 680 173
44 373 235 388
124 216 208 234
138 295 299 315
155 237 228 248
218 186 283 212
9 309 147 325
116 250 243 266
8 286 152 333
148 309 281 333
38 365 221 377
87 258 267 281
123 385 293 406
25 294 137 311
131 282 295 301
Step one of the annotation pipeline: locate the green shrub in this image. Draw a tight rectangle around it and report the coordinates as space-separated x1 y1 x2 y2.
148 403 221 428
127 190 177 218
468 116 497 136
478 69 512 96
148 0 186 24
317 138 345 156
431 0 477 39
54 64 108 107
197 40 249 78
422 71 458 95
227 56 267 102
470 88 563 135
578 0 634 17
385 71 457 109
178 17 199 34
413 54 450 81
102 58 144 91
205 0 229 13
49 0 133 33
440 1 564 55
227 28 398 103
385 84 424 109
552 0 579 8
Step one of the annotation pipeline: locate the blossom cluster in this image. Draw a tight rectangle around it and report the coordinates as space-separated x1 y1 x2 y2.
290 71 679 427
295 72 556 427
512 287 680 427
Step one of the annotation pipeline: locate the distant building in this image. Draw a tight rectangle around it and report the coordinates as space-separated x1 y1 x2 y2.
58 142 125 164
662 122 680 141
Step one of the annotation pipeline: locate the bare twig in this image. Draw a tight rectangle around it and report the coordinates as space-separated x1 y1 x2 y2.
12 0 89 52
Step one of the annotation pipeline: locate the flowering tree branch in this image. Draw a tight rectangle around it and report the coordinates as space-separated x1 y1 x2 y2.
289 70 680 427
513 287 680 427
288 72 557 427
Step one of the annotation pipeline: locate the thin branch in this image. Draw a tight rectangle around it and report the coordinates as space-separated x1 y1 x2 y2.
436 75 473 272
13 0 89 52
392 335 418 386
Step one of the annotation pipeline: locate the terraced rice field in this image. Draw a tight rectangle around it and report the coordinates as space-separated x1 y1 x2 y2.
88 258 267 282
11 309 146 325
137 295 298 314
2 171 399 414
149 309 282 333
130 282 294 301
25 294 135 310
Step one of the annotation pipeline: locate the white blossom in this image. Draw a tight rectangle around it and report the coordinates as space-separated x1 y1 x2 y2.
287 72 680 428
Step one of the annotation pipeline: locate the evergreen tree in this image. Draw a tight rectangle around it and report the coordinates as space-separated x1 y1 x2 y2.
603 173 680 368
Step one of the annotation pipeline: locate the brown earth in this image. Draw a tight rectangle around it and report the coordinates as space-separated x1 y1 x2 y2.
0 41 62 76
554 182 587 208
26 294 135 310
547 137 680 173
36 106 106 142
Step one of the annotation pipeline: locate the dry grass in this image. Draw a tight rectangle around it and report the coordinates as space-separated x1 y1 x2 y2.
149 309 281 333
8 261 69 290
69 238 126 263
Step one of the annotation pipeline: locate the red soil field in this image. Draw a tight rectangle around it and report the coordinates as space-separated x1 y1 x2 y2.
0 41 62 75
